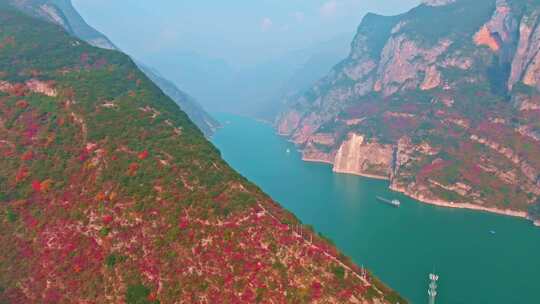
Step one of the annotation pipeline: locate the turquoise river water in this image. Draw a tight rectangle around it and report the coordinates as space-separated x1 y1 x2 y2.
211 113 540 304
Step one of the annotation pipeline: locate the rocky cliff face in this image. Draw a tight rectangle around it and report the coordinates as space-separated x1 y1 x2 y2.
333 133 393 179
278 0 540 221
7 0 219 136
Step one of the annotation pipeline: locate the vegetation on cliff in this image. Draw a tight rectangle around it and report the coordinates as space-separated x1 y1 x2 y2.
6 0 219 136
0 7 405 303
279 0 540 220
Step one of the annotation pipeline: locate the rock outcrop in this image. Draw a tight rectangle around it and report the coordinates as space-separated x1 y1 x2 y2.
333 133 393 179
277 0 540 222
509 7 540 91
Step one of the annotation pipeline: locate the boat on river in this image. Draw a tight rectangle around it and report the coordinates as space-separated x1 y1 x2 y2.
376 196 401 207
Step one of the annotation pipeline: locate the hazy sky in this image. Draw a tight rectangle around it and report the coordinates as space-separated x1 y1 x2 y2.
73 0 420 66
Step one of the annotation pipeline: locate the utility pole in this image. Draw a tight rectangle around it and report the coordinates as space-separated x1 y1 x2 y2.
428 273 439 304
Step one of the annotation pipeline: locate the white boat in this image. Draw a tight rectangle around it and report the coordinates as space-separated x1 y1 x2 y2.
376 196 401 207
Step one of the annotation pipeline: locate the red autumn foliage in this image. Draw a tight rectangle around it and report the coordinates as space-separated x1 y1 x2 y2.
128 163 139 175
24 215 39 229
102 215 113 225
476 120 507 139
15 167 29 182
461 164 483 186
179 217 189 229
56 116 65 127
138 150 149 160
417 159 452 184
241 288 255 302
32 180 42 192
24 123 40 139
11 83 28 96
344 102 380 118
21 150 33 161
78 152 89 162
43 288 62 304
147 292 157 302
16 99 29 109
311 281 323 299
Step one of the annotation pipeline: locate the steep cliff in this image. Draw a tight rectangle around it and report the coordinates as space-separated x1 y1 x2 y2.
333 133 393 179
7 0 219 136
0 7 405 303
278 0 540 222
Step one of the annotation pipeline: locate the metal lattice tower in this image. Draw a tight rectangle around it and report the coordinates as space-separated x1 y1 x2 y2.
428 273 439 304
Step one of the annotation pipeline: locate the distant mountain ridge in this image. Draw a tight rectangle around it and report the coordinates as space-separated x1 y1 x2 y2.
7 0 219 135
278 0 540 223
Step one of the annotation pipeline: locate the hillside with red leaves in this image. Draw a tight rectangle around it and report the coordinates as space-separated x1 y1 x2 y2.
0 7 405 304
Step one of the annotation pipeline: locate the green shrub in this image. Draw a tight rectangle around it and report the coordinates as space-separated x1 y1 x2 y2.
126 284 158 304
332 265 345 280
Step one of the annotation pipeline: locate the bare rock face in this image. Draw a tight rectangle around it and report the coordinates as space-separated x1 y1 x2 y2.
278 0 540 217
473 0 517 54
474 25 502 51
509 9 540 90
374 36 451 96
420 65 442 90
518 15 540 90
333 133 393 178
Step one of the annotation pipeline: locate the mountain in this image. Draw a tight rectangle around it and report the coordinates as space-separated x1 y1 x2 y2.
142 35 351 121
278 0 540 224
136 63 220 136
259 34 353 121
7 0 219 136
0 4 405 303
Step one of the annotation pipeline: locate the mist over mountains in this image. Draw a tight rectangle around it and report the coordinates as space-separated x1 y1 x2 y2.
140 33 351 120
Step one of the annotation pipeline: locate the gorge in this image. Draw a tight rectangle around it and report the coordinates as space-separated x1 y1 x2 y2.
2 0 540 303
214 113 540 304
278 0 540 225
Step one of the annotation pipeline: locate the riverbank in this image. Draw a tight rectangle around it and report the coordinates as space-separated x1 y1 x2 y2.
302 154 390 181
298 152 536 224
215 113 540 304
389 184 530 220
333 168 390 181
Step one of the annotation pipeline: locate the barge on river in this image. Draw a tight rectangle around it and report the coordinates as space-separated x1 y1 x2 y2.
376 196 401 207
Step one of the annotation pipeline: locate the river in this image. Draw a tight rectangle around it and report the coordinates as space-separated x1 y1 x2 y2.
211 113 540 304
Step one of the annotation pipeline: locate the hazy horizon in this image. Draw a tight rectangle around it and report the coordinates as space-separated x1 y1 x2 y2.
71 0 420 115
72 0 420 68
